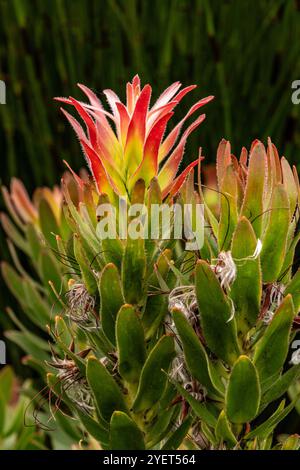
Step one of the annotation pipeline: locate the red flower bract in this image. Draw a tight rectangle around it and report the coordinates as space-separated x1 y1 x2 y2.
55 75 213 200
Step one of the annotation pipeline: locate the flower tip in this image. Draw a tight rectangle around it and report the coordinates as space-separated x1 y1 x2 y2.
132 74 141 88
251 139 263 150
77 83 90 93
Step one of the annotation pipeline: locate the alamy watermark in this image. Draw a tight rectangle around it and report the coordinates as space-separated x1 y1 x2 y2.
290 339 300 365
96 200 205 251
0 80 6 104
0 340 6 364
291 80 300 105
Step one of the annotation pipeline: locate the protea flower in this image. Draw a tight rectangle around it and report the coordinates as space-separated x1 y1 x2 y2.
55 75 213 200
3 73 300 450
168 138 300 449
1 177 62 227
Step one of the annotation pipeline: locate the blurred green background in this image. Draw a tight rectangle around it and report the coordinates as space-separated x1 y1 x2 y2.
0 0 300 438
0 0 300 193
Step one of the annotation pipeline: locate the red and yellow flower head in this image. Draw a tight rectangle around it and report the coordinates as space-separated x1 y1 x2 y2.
56 75 213 200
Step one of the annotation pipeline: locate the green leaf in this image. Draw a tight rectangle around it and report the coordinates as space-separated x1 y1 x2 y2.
0 390 5 437
86 329 114 357
80 234 103 273
109 411 145 450
47 372 109 446
64 191 101 258
281 156 298 218
261 365 300 407
171 380 217 428
162 415 193 450
218 164 238 251
226 356 260 424
142 292 167 340
285 268 300 312
172 308 223 397
142 249 173 339
54 315 73 348
195 260 240 365
2 394 27 439
201 421 218 447
26 223 42 260
1 272 51 330
215 410 237 448
244 399 296 440
22 356 46 376
122 236 146 305
23 278 51 327
240 141 266 238
38 197 61 249
0 213 30 254
86 356 128 422
38 249 64 302
73 234 97 294
132 336 175 413
146 405 179 448
230 217 261 332
260 184 289 282
116 304 146 384
0 366 14 403
76 409 109 447
5 330 49 360
53 338 86 376
279 229 300 284
1 262 24 301
145 177 163 260
99 263 124 346
101 237 124 271
54 409 82 443
288 381 300 415
253 295 294 388
281 434 300 450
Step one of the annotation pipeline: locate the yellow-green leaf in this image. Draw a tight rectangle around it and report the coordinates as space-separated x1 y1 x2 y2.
116 304 146 384
195 260 240 365
109 411 145 450
226 356 260 424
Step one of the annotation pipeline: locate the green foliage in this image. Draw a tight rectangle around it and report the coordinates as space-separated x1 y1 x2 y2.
0 366 76 450
195 259 240 365
116 305 146 384
226 356 260 424
1 64 300 449
109 411 145 450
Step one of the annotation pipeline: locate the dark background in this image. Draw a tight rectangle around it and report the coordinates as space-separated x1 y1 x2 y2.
0 0 300 193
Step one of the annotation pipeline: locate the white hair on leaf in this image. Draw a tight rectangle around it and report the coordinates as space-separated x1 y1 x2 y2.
168 285 198 326
262 283 285 324
66 282 97 329
168 239 262 324
212 251 237 293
